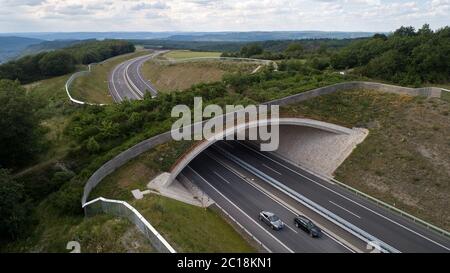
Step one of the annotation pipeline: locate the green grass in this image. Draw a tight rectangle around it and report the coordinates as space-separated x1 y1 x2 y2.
16 74 77 176
90 140 195 201
163 50 222 60
141 60 258 93
70 50 151 104
442 90 450 102
281 89 450 230
88 140 255 253
1 201 154 253
132 194 255 253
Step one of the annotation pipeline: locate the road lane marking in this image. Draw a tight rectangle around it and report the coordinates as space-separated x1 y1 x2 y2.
136 55 158 95
213 171 230 184
329 201 361 219
285 224 298 234
236 141 450 251
262 163 282 176
206 150 355 252
187 166 294 253
110 63 123 102
125 59 144 98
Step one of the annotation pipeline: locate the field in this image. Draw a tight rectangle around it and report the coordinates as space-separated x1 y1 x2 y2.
163 50 222 60
69 50 151 104
141 61 258 93
281 89 450 230
89 140 255 252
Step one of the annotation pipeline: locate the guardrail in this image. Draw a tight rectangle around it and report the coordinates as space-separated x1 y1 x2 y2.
83 197 176 253
65 50 154 106
330 178 450 239
80 80 450 252
214 144 400 253
65 63 107 106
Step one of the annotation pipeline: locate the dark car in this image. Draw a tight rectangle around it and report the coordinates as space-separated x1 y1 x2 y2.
294 215 321 237
259 211 284 230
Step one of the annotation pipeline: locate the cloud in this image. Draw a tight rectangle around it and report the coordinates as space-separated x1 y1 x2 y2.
0 0 448 32
130 1 169 10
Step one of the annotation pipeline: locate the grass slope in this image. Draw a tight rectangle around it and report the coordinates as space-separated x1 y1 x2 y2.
163 50 221 60
281 89 450 229
89 140 255 253
69 50 150 104
141 61 257 93
2 203 154 253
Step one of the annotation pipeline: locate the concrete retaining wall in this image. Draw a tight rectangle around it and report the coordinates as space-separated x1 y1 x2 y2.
273 126 368 176
82 81 448 206
81 131 173 205
264 81 442 107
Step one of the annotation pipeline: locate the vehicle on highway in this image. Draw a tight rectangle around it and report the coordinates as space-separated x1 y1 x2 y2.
259 211 284 230
294 215 321 237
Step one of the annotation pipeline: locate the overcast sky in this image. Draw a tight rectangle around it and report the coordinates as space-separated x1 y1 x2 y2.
0 0 448 33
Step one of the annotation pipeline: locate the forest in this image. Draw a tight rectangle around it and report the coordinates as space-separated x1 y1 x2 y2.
0 40 135 84
331 25 450 85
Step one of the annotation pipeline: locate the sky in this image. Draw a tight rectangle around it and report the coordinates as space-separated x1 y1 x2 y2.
0 0 448 33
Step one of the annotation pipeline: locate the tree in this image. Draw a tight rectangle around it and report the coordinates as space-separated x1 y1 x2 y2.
0 80 43 168
240 44 263 58
0 169 30 240
38 51 76 77
394 26 416 37
285 42 304 59
86 137 101 153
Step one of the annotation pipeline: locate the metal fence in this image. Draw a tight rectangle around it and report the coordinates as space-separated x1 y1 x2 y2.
83 197 176 253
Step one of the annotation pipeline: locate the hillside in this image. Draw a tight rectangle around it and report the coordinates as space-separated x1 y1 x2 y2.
0 36 43 63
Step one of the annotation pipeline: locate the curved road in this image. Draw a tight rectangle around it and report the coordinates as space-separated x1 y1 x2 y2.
108 51 163 102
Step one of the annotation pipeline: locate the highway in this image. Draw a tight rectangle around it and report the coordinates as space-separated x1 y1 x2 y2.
108 51 161 102
181 151 353 253
200 140 450 253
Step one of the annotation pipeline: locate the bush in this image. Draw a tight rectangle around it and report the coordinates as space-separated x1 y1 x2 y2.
48 182 84 216
38 51 76 77
0 169 31 240
0 80 44 168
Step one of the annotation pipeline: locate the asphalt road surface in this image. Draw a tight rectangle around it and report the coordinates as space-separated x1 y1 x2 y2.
108 51 161 102
208 140 450 253
182 151 353 253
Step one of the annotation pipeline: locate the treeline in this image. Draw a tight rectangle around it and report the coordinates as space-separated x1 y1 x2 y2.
220 39 347 62
331 25 450 85
136 39 354 58
0 40 135 84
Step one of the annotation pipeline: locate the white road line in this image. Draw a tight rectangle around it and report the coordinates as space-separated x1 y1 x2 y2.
262 163 282 176
110 64 123 102
213 171 230 184
187 166 294 253
329 201 361 219
221 141 235 149
121 60 140 99
237 141 450 251
136 55 158 94
125 59 144 98
285 224 298 234
205 151 355 252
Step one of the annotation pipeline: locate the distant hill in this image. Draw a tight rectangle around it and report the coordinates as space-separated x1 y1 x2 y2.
19 39 85 57
0 31 378 43
0 36 43 63
166 31 378 42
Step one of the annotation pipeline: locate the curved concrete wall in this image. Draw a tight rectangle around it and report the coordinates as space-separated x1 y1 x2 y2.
273 125 368 176
82 81 448 206
168 118 357 183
